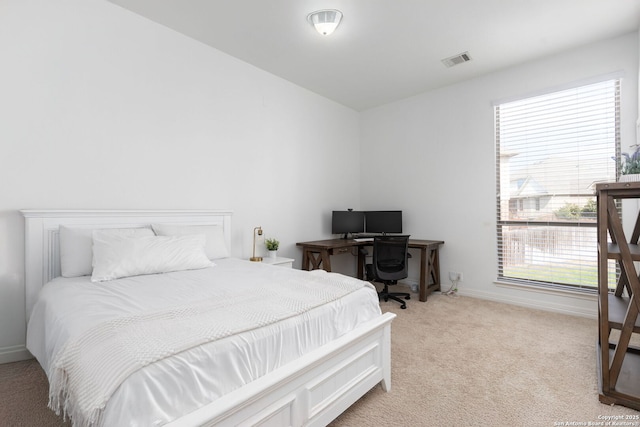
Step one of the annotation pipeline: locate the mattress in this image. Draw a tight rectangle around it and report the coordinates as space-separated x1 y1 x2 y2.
26 258 382 426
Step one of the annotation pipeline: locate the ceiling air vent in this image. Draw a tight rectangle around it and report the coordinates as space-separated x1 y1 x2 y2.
442 51 472 68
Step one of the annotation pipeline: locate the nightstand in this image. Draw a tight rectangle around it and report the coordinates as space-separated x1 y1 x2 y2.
261 257 294 268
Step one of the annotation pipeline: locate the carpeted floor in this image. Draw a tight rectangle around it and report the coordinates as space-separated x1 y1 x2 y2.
0 356 70 426
331 291 640 426
1 291 639 426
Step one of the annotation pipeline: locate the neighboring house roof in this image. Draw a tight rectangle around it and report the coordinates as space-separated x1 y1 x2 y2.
510 155 614 198
510 176 548 198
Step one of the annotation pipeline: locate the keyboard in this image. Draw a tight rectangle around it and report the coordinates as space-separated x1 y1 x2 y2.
353 237 374 242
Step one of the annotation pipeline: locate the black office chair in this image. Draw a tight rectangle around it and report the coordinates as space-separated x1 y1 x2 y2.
365 235 411 309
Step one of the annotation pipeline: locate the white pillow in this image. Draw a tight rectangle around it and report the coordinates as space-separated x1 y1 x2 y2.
59 226 155 277
151 223 229 259
91 232 213 282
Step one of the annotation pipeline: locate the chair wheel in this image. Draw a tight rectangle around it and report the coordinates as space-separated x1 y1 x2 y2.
405 296 411 300
400 304 406 309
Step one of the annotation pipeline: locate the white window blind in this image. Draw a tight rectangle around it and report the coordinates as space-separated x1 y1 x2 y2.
495 79 620 290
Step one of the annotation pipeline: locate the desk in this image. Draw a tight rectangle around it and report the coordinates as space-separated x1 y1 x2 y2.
296 238 444 302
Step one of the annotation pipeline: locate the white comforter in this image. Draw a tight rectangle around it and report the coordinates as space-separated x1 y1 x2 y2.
27 258 381 426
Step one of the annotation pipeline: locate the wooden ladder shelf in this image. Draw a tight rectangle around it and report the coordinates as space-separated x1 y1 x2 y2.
597 182 640 410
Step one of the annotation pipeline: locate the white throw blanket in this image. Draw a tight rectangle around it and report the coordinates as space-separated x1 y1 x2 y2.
48 269 366 426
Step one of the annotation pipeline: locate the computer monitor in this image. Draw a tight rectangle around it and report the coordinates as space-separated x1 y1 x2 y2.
332 210 365 238
365 211 403 234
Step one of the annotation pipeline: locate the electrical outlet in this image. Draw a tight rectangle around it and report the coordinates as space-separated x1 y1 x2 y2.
448 271 463 282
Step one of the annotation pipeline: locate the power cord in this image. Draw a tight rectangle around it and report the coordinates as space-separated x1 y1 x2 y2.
443 278 459 296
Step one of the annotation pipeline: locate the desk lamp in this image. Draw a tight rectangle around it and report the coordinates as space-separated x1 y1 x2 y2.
250 226 263 262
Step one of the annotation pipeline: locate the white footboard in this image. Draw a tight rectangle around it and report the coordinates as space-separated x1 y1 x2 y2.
168 312 395 427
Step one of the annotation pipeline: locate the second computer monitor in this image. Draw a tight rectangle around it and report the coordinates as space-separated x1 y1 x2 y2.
365 210 403 234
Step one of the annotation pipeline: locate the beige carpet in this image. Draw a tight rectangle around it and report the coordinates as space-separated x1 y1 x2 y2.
332 291 640 426
1 291 638 426
0 356 70 427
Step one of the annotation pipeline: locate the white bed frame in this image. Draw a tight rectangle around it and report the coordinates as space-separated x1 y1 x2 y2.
21 209 395 427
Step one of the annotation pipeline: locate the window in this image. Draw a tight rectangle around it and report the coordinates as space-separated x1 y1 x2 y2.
495 79 620 291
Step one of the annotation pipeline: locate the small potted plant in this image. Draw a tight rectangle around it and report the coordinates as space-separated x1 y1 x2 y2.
265 238 280 258
619 146 640 182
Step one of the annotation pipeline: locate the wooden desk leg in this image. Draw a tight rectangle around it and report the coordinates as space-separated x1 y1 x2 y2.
430 248 441 292
321 249 332 272
304 249 332 271
357 249 365 280
419 246 441 302
419 248 427 302
302 249 310 271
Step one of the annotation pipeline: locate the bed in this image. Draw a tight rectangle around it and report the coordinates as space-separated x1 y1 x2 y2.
22 209 395 426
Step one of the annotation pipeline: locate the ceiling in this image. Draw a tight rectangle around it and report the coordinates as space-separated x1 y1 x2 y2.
108 0 640 111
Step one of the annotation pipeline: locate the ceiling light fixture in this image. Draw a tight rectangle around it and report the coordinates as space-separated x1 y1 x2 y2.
307 9 343 36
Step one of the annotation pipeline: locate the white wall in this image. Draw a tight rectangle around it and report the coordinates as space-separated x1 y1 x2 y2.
1 1 636 365
360 32 639 318
0 0 361 363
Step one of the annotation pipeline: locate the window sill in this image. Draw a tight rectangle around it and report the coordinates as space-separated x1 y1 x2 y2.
494 279 598 301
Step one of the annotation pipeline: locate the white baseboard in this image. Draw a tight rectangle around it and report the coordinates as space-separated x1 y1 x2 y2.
366 276 597 319
458 288 598 319
0 345 32 364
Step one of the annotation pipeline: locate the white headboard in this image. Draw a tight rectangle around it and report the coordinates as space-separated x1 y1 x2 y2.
20 209 233 321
